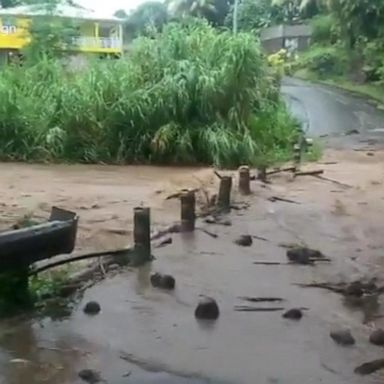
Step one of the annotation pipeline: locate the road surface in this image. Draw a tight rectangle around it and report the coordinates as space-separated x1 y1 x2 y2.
282 77 384 141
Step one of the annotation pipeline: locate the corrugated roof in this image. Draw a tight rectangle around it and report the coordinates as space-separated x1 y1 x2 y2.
0 3 121 22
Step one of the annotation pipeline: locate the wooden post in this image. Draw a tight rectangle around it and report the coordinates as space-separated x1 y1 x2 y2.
133 207 151 266
238 165 251 195
293 143 301 172
217 176 232 210
180 190 195 232
257 166 267 182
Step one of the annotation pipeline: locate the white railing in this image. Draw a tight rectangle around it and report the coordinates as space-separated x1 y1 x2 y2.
71 36 123 50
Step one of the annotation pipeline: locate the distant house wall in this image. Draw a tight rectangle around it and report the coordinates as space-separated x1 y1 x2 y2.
260 24 312 55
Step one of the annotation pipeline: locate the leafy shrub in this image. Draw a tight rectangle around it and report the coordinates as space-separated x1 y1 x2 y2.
297 46 346 77
0 19 297 167
310 14 338 45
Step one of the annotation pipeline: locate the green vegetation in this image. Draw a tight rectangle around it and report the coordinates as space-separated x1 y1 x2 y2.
0 20 299 168
290 0 384 103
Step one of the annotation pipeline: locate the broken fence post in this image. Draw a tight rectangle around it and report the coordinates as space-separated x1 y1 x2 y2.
133 207 151 265
217 175 232 210
293 143 301 172
238 165 251 195
180 189 196 232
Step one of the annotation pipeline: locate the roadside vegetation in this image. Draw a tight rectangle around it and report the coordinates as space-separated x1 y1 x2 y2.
0 6 300 168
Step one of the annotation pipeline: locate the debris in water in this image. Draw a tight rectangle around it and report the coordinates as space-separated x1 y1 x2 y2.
235 306 284 312
78 369 103 383
150 273 175 290
234 235 253 247
252 235 269 242
330 329 355 346
10 358 31 365
83 301 101 315
286 247 326 265
156 236 172 248
268 196 300 204
195 296 219 320
239 297 284 303
354 359 384 375
369 329 384 346
282 308 303 320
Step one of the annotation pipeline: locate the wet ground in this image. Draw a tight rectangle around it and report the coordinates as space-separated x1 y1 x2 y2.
1 80 384 383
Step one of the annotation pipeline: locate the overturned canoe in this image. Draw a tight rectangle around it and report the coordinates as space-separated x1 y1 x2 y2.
0 207 78 269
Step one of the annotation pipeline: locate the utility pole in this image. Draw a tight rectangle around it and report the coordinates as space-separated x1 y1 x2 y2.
233 0 239 34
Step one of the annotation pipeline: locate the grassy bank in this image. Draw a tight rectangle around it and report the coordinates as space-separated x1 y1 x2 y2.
295 68 384 106
0 20 299 168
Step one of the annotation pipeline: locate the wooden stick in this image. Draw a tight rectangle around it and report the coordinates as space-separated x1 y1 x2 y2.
239 297 284 303
294 169 324 177
267 166 296 175
234 306 285 312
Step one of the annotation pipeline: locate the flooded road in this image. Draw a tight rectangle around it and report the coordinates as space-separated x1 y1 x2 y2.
2 80 384 383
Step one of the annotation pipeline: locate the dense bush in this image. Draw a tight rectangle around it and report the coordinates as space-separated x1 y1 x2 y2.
310 14 337 45
0 20 298 167
297 46 346 78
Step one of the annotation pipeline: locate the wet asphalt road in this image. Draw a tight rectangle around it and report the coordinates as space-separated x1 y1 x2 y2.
281 77 384 143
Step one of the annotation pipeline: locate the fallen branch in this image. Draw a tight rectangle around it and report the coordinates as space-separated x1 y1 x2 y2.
252 235 269 242
314 175 353 189
214 170 223 179
268 196 300 204
239 297 284 303
234 306 285 312
267 166 296 175
29 248 133 276
294 169 324 177
197 227 218 238
253 261 284 265
294 283 344 294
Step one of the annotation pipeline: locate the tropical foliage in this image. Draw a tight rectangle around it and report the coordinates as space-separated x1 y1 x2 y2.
0 20 298 167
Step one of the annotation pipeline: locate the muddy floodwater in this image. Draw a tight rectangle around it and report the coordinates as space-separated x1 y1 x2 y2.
1 146 384 383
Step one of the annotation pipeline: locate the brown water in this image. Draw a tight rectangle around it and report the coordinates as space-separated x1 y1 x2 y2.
1 149 384 383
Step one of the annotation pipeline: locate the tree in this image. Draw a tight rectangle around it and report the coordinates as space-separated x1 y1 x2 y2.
114 9 128 19
226 0 273 32
22 1 80 62
124 1 169 38
167 0 232 25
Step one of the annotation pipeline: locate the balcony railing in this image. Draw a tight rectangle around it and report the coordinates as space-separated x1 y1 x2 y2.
71 36 122 50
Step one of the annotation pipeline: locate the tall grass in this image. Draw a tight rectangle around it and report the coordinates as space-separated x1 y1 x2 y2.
0 19 298 167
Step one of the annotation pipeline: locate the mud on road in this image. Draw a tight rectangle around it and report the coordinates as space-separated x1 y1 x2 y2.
1 147 384 384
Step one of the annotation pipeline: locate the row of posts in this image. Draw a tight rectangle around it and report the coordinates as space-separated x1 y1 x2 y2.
132 165 252 265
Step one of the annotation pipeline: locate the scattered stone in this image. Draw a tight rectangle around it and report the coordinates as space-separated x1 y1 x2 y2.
150 273 175 290
330 329 355 346
354 359 384 375
195 297 220 320
369 329 384 346
282 308 303 320
345 282 364 297
234 235 253 247
78 369 102 383
286 247 324 265
83 301 101 315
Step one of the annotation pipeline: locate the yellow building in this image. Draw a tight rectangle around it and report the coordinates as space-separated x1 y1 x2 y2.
0 3 123 62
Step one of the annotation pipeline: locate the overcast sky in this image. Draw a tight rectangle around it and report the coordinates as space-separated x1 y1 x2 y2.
77 0 148 15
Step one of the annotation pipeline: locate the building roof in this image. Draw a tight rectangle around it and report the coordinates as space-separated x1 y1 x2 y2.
0 3 122 23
